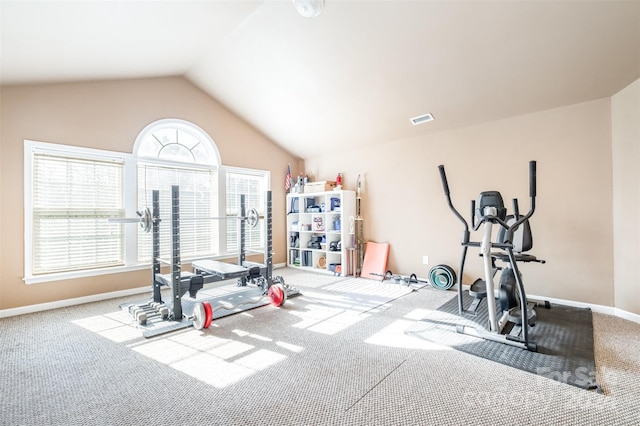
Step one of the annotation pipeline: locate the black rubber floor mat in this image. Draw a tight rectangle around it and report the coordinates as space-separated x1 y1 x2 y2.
406 292 601 391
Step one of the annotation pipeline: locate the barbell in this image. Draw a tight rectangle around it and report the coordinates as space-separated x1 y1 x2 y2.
109 207 261 232
191 282 287 330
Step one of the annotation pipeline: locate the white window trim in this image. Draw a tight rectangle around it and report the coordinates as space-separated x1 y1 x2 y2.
224 165 271 184
222 165 271 256
23 140 139 284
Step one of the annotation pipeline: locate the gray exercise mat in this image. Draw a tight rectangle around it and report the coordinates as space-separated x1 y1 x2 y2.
182 286 271 320
406 292 601 391
124 283 301 338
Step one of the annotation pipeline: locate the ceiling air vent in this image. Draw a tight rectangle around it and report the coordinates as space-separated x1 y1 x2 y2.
410 113 434 125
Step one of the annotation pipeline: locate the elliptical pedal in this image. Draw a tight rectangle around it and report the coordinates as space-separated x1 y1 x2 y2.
507 305 538 327
466 278 487 315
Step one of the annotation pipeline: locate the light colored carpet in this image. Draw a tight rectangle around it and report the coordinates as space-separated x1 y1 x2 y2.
1 268 639 425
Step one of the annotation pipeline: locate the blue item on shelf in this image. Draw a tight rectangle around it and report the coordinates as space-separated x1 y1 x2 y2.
290 198 299 213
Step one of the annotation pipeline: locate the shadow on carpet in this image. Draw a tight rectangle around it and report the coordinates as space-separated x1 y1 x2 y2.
406 292 601 391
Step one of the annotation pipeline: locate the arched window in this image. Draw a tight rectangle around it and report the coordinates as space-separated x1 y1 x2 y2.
134 119 221 262
133 118 221 166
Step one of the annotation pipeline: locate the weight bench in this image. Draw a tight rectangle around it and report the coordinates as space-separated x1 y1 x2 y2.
191 259 250 280
155 271 204 299
156 259 257 294
155 260 254 300
154 260 268 306
192 259 266 285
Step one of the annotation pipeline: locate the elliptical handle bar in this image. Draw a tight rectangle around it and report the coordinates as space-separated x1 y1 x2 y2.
508 160 537 233
438 165 470 235
529 160 536 198
438 165 451 197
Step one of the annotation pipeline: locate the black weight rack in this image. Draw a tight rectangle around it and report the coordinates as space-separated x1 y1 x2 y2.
123 186 299 338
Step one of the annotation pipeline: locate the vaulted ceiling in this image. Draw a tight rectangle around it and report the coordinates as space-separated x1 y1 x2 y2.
2 1 639 159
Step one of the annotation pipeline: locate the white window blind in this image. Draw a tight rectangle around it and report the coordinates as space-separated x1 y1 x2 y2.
32 153 124 274
226 172 266 253
137 163 218 262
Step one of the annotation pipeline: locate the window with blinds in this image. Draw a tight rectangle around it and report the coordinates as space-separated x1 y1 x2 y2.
24 120 270 283
137 163 218 262
226 171 267 253
31 153 124 274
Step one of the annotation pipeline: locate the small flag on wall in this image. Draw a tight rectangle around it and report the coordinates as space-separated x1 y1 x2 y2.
285 164 292 191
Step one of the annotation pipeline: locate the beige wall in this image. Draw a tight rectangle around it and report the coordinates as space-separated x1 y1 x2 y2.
612 79 640 314
0 77 300 310
2 75 637 315
306 98 617 308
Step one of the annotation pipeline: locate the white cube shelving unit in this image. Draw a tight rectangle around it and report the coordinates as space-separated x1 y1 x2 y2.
286 190 356 275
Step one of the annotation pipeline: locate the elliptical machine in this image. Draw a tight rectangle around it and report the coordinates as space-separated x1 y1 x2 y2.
438 161 547 352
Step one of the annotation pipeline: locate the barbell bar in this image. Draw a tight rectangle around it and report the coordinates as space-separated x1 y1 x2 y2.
108 207 262 232
191 282 287 330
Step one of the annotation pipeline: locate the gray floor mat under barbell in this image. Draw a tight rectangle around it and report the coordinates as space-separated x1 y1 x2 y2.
123 282 300 338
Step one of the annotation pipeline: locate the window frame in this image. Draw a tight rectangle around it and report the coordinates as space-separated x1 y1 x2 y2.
24 140 140 284
135 159 220 264
23 125 271 284
222 165 271 256
133 118 221 167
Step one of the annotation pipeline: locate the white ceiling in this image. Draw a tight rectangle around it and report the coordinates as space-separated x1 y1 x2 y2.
1 1 639 159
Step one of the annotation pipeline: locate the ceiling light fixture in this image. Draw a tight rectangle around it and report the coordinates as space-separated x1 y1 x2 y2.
410 113 435 125
292 0 324 18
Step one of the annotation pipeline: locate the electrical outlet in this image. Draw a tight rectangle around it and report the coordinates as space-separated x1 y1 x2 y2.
422 255 429 265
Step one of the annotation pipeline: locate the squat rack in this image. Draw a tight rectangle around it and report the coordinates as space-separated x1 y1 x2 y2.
127 186 297 337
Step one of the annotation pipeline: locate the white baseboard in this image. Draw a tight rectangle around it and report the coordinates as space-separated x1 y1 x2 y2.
528 293 640 324
527 293 618 316
2 268 639 326
0 286 150 319
613 307 640 324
